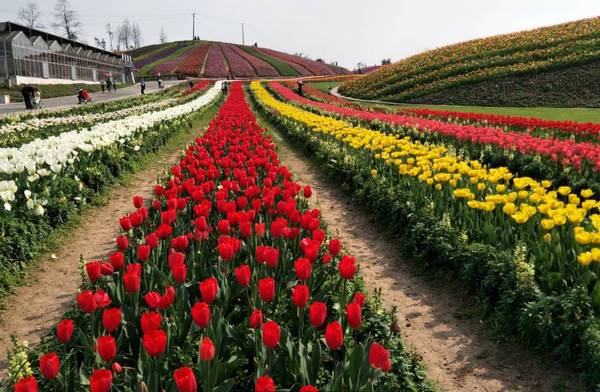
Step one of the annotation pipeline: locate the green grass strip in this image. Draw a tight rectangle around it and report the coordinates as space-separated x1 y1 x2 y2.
240 46 299 76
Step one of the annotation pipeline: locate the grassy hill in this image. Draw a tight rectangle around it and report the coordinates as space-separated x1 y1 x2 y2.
130 40 348 78
339 17 600 107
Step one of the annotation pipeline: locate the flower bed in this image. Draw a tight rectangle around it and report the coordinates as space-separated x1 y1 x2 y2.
268 81 600 190
0 84 222 300
219 44 256 78
134 45 180 70
176 44 210 76
249 80 600 385
229 45 279 77
240 47 299 77
203 45 229 78
6 82 433 392
256 48 313 76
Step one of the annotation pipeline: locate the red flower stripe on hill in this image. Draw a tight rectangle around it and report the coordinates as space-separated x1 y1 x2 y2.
261 48 337 76
203 44 229 78
257 48 313 76
16 82 394 390
230 45 279 76
176 44 211 75
220 44 257 77
269 81 600 171
401 108 600 137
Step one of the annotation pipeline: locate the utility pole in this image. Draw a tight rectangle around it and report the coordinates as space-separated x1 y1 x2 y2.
192 13 195 40
241 22 245 45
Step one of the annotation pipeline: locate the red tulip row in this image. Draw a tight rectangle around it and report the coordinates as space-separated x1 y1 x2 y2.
12 82 400 392
268 81 600 172
400 107 600 139
229 45 279 77
181 80 212 97
173 44 211 76
203 45 229 78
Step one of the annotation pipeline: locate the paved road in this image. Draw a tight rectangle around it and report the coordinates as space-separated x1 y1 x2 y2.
0 80 183 116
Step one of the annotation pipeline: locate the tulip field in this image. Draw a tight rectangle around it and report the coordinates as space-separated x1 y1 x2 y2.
3 82 435 391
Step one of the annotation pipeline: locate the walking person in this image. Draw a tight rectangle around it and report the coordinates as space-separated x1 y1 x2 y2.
140 78 146 95
106 78 112 92
112 80 117 92
297 79 304 96
100 80 106 93
21 85 35 109
157 76 163 89
188 79 194 89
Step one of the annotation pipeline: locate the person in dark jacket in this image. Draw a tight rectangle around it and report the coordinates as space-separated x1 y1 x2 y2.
140 79 146 94
106 78 112 92
21 85 35 109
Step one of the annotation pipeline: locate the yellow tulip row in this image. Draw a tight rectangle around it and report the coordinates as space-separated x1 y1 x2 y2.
250 82 600 267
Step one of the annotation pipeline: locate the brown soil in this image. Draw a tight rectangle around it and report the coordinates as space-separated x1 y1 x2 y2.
268 129 583 392
0 124 208 378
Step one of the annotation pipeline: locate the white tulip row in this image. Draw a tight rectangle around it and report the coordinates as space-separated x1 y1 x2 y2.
0 96 180 137
0 83 221 210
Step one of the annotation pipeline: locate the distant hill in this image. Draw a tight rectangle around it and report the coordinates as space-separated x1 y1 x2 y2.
339 17 600 107
130 40 348 78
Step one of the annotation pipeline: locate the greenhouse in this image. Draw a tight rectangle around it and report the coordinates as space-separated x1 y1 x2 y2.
0 21 134 86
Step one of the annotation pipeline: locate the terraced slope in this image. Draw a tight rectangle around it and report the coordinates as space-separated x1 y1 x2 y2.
132 40 348 78
339 17 600 107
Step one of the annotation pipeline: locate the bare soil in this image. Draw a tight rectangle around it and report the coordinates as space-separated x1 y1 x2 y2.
267 128 583 392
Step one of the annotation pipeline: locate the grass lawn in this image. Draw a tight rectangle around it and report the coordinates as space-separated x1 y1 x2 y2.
312 82 600 123
0 83 132 103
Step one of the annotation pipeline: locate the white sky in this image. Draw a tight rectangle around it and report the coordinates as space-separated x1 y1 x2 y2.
2 0 600 69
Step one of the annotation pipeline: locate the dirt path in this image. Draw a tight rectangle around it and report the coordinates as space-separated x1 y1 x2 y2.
0 108 217 377
267 129 583 392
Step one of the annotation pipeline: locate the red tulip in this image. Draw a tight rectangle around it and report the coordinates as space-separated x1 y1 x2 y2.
322 254 332 264
13 376 37 392
191 302 211 328
328 239 341 256
249 308 263 329
217 241 235 261
56 319 73 343
369 342 392 372
90 369 112 392
138 244 151 262
199 277 218 304
133 195 144 208
254 223 265 237
239 221 252 238
140 311 162 333
93 289 112 309
97 335 117 362
256 246 279 268
100 262 114 276
171 262 187 284
303 185 312 198
39 352 60 380
122 272 140 293
129 212 143 227
174 367 197 392
353 292 366 307
294 257 312 281
262 320 280 349
102 308 122 333
119 216 131 231
77 290 96 313
338 255 356 279
300 386 319 392
111 362 123 374
145 232 159 248
199 337 215 361
258 277 275 303
144 291 162 309
346 302 362 329
152 199 161 210
308 301 327 328
171 235 189 251
234 264 251 287
255 376 276 392
217 219 230 234
109 251 124 270
85 261 102 282
143 329 167 356
292 284 310 308
116 235 129 250
325 321 344 350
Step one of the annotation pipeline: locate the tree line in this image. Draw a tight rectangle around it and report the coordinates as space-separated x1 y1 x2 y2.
16 0 147 51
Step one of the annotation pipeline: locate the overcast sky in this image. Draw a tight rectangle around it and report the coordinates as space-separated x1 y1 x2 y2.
2 0 600 68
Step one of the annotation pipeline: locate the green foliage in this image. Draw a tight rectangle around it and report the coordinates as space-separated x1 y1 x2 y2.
240 46 299 76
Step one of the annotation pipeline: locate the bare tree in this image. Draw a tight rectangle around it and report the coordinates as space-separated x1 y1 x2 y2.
17 2 44 29
117 19 132 50
105 23 115 51
94 37 106 50
160 28 167 44
52 0 80 40
131 22 142 49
